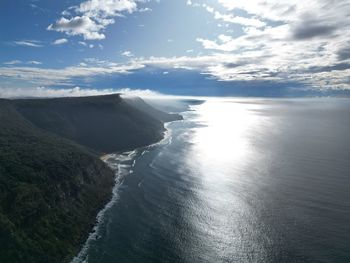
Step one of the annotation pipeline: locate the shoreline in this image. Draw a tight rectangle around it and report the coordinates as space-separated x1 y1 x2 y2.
71 120 180 263
0 93 184 263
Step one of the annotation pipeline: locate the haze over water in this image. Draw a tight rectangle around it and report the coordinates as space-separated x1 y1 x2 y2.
74 98 350 263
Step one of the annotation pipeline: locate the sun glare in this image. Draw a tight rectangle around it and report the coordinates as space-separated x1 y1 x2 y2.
191 100 261 165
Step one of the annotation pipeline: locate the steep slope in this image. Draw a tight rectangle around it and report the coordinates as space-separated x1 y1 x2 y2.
0 100 114 263
13 94 178 153
0 94 181 263
123 96 183 122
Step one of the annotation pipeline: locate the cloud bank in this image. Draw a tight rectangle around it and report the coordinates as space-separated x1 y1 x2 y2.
2 0 350 95
188 0 350 90
0 86 164 99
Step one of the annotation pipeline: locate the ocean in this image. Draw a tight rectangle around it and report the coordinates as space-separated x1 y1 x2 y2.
72 98 350 263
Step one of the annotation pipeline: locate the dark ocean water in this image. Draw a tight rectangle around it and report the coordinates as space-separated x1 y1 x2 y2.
73 98 350 263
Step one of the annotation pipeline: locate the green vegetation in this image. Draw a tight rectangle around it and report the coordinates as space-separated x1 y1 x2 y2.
13 94 181 153
0 100 114 262
0 95 181 263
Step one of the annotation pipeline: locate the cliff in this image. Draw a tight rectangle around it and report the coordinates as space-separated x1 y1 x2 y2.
0 94 181 263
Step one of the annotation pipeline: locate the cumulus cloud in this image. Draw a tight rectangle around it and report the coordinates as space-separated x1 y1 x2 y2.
77 0 137 17
48 16 105 40
216 0 346 23
48 0 146 40
189 0 350 90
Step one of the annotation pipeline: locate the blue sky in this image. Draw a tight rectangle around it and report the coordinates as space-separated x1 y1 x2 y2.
1 0 350 97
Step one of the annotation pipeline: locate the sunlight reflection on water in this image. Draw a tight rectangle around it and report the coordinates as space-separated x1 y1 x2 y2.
182 100 273 262
191 100 263 164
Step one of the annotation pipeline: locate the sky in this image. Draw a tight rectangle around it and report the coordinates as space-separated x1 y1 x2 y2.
0 0 350 97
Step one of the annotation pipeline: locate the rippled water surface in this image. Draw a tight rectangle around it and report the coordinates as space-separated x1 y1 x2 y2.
73 98 350 263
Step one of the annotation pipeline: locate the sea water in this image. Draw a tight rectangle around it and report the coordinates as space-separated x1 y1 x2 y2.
73 98 350 263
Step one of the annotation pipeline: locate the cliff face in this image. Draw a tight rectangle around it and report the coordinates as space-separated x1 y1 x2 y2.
0 94 181 263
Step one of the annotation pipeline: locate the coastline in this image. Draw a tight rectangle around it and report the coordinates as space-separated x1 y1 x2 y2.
0 94 184 263
71 150 138 263
71 119 180 263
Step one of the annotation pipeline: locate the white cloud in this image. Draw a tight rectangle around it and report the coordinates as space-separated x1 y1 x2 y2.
3 60 22 65
216 0 350 32
133 55 222 71
185 0 350 90
77 0 137 17
13 40 43 47
48 16 106 40
0 61 144 86
0 86 166 99
201 4 266 28
27 61 42 65
4 0 350 92
52 38 68 45
0 86 116 98
121 51 134 57
1 51 349 91
3 60 42 65
138 7 152 12
48 0 147 40
117 88 163 98
213 11 265 28
217 34 232 43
